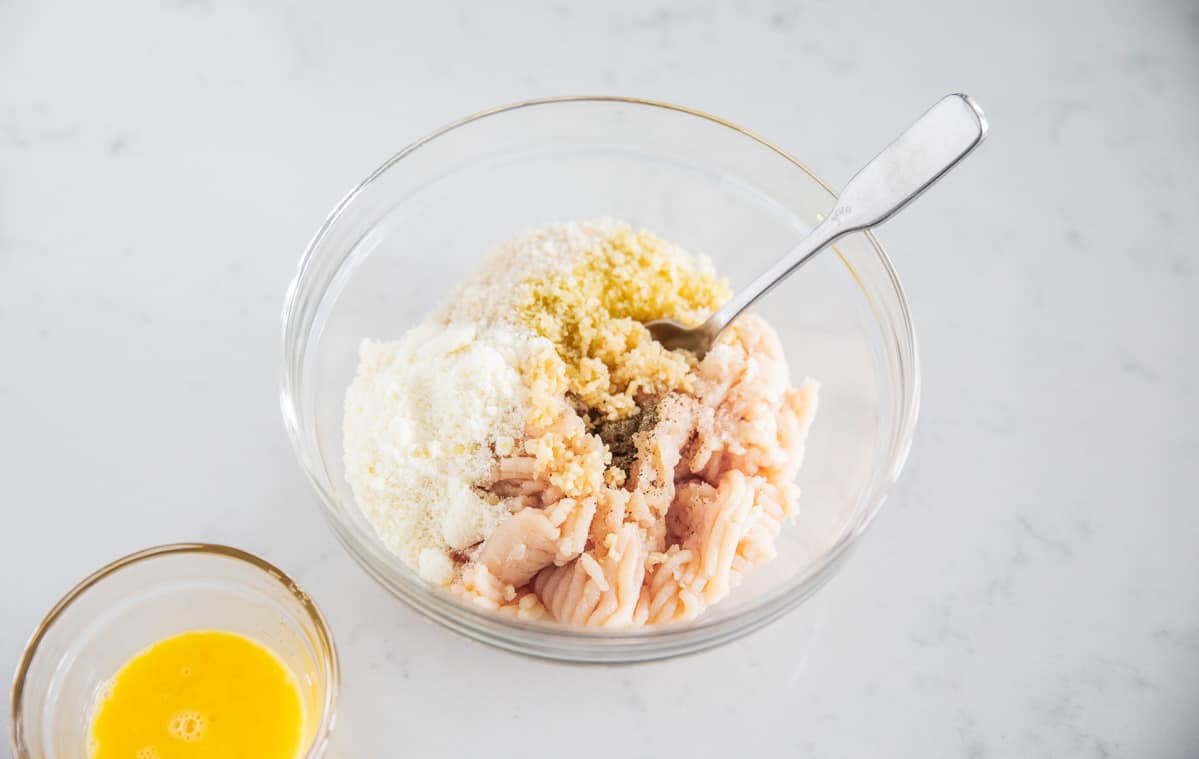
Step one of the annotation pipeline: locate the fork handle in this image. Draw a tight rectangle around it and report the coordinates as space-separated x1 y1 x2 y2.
702 93 988 338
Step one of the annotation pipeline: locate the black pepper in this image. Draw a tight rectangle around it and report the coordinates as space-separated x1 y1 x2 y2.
596 400 661 473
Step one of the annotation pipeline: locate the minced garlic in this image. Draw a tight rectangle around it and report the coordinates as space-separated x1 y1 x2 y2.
514 226 731 419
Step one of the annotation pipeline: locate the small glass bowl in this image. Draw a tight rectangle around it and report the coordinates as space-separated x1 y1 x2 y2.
281 96 919 663
9 544 339 758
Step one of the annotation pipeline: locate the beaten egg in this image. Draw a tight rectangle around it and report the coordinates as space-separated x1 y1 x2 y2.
89 630 304 759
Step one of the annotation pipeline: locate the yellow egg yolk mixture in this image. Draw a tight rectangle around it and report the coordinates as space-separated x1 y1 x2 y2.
88 630 304 759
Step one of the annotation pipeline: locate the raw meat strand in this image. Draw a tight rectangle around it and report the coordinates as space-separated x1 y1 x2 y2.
478 508 559 586
556 497 596 564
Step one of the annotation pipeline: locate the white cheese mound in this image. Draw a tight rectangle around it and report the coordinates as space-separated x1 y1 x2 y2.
342 321 541 585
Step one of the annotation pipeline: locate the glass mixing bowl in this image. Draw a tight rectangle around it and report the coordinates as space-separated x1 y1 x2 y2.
280 96 919 663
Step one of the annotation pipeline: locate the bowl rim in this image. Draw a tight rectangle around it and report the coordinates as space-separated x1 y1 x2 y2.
280 94 920 662
8 543 340 757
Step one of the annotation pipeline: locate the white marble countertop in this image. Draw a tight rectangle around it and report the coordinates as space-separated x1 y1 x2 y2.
3 1 1196 756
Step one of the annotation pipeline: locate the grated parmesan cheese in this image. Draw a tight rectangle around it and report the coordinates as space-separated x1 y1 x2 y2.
342 322 545 584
